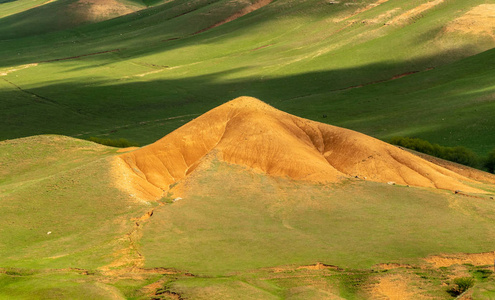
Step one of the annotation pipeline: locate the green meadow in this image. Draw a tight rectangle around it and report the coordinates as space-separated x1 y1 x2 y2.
142 159 495 274
1 0 494 155
1 142 494 298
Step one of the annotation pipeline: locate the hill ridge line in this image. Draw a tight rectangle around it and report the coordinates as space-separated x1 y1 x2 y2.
115 97 488 201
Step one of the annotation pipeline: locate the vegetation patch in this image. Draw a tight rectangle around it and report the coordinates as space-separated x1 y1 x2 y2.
388 136 495 174
485 148 495 173
447 277 475 297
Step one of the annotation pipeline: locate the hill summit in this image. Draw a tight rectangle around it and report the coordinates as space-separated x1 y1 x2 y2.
115 96 486 200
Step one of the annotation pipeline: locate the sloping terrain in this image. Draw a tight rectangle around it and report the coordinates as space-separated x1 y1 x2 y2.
117 97 492 201
0 136 147 270
1 0 495 298
0 0 494 157
140 157 495 273
0 0 144 39
1 134 494 299
445 4 495 39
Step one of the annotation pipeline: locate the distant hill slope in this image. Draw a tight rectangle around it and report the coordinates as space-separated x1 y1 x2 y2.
116 97 494 201
0 0 494 156
0 0 144 39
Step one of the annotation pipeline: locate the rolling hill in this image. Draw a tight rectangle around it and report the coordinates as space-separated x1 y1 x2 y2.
2 98 495 299
1 0 495 298
117 96 492 201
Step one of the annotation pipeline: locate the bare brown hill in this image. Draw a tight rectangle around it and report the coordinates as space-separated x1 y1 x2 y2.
115 96 489 201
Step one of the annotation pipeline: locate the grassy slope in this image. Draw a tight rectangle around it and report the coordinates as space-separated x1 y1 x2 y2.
0 0 148 39
142 159 495 275
0 271 127 300
2 142 492 299
0 0 494 155
134 158 495 299
0 135 158 298
0 0 54 18
280 48 495 154
0 135 148 270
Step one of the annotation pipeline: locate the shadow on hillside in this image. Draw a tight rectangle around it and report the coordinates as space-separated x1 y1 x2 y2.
1 47 494 155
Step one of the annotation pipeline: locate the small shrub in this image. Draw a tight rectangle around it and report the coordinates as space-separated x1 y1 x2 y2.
389 137 479 168
443 147 479 168
472 268 493 280
88 137 139 148
484 148 495 173
447 277 474 296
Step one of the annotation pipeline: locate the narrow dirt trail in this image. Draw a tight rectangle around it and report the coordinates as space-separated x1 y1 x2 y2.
38 49 121 63
99 202 166 275
194 0 274 35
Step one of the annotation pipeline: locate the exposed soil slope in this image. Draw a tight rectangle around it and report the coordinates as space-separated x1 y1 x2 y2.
445 4 495 39
67 0 140 24
425 251 495 268
116 96 487 200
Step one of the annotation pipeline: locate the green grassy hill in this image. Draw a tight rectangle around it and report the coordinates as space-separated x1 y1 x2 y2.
142 158 495 274
1 0 494 155
1 136 494 299
0 135 147 270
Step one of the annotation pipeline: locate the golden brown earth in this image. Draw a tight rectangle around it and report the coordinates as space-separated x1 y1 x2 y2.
114 96 491 201
445 4 495 39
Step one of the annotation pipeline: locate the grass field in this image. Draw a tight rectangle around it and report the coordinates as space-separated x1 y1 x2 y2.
142 158 495 275
0 135 149 270
1 142 494 299
1 0 494 155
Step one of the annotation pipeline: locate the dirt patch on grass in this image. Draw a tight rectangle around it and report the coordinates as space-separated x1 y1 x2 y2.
68 0 140 23
375 263 414 270
100 203 168 276
297 262 341 271
444 4 495 39
195 0 273 34
386 0 444 26
425 252 495 268
116 96 490 201
362 8 400 25
371 275 421 300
